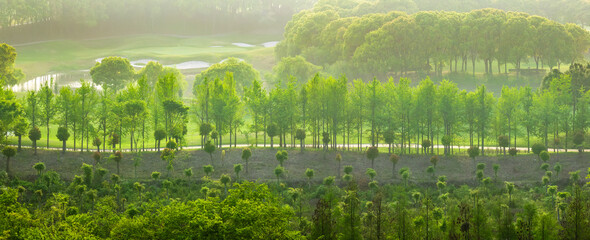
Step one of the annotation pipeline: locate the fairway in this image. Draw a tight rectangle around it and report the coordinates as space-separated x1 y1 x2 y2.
13 33 281 79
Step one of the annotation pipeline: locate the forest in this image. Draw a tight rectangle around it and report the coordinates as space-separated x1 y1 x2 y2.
276 7 590 79
2 0 590 239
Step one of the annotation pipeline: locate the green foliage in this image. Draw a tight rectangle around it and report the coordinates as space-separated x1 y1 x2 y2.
532 143 547 156
430 156 439 168
56 126 70 141
2 146 16 158
275 150 288 166
165 140 177 150
196 58 260 93
540 151 550 162
90 56 135 90
203 165 214 177
365 168 377 180
339 166 352 177
468 146 479 159
508 148 518 156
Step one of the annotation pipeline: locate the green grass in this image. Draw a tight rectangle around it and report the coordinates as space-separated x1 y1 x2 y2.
13 33 282 78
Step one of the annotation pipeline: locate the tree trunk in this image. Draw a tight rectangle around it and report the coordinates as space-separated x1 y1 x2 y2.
63 140 66 153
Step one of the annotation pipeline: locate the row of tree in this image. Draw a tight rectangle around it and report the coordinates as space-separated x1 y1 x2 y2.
1 150 590 239
313 0 590 26
277 8 590 79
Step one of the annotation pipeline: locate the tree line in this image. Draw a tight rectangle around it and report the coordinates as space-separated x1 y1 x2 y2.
276 8 590 79
2 51 590 156
0 0 317 43
314 0 590 26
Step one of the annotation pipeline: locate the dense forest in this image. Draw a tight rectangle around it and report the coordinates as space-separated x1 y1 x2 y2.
277 7 590 79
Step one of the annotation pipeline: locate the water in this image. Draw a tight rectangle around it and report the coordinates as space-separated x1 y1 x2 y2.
11 71 99 92
262 41 279 48
130 59 158 68
166 61 211 70
232 43 255 47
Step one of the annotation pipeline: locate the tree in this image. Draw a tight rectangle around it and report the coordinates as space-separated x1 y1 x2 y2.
305 168 314 188
33 162 45 179
90 56 135 90
366 168 377 181
267 123 278 148
154 129 166 152
0 43 24 86
430 156 439 169
204 140 216 164
468 146 479 161
11 117 28 152
199 123 212 148
56 126 70 154
505 181 515 205
295 129 306 152
275 150 288 167
184 168 192 182
390 154 399 179
2 146 16 175
573 131 585 152
335 153 342 179
493 164 500 180
274 165 284 187
203 165 214 178
532 143 547 159
540 151 550 163
366 146 379 168
220 174 231 194
28 126 41 155
422 139 431 155
124 100 147 152
233 164 242 182
554 163 562 180
272 56 322 84
38 81 55 149
195 57 260 93
111 151 123 176
498 135 510 156
241 148 252 175
92 137 101 152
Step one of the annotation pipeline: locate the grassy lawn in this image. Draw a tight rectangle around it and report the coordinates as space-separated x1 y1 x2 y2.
13 33 282 79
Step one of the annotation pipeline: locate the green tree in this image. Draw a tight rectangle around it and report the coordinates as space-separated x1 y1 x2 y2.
33 162 45 179
154 129 166 152
241 148 252 175
0 43 24 86
274 165 284 187
366 146 379 168
38 81 55 149
275 150 288 167
11 117 28 152
56 126 70 153
111 151 123 176
305 168 314 188
90 56 135 90
498 135 510 156
390 154 399 179
203 165 214 178
2 146 16 175
233 164 242 182
204 140 216 164
28 126 41 155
